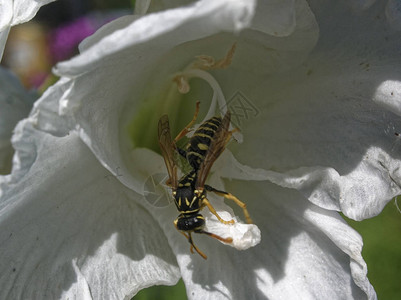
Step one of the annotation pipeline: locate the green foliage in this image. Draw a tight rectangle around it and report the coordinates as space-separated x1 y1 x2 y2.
345 201 401 300
133 280 187 300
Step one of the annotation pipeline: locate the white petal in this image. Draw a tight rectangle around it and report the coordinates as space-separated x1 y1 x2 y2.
55 0 256 75
134 0 152 15
0 0 12 38
62 260 93 300
143 0 197 14
78 15 140 53
0 26 9 60
178 181 375 300
230 0 318 74
347 0 377 11
31 77 76 136
0 0 56 56
0 67 36 174
0 124 180 299
225 2 401 220
252 0 297 36
0 0 56 31
142 0 310 38
303 206 376 299
385 0 401 30
217 152 376 298
373 80 401 116
217 149 401 221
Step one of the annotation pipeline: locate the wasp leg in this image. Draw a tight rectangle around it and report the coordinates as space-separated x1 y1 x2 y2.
198 230 233 244
174 220 206 259
188 230 233 260
225 127 240 145
201 197 235 225
205 185 253 224
188 232 208 260
178 231 195 254
173 101 200 143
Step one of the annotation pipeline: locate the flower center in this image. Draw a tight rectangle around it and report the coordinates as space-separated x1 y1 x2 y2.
126 44 238 151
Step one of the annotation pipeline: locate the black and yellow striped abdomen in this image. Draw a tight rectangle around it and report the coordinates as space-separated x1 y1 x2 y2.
186 116 222 170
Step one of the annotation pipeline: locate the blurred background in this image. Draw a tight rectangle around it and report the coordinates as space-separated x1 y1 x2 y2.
1 1 400 299
2 0 132 90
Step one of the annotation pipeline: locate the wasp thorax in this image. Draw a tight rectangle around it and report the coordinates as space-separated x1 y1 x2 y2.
176 185 194 201
176 214 205 231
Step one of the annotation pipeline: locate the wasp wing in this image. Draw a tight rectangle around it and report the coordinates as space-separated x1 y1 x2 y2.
158 115 178 189
196 111 231 189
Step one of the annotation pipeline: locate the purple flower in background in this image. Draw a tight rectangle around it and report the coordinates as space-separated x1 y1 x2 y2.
49 11 129 62
49 16 96 61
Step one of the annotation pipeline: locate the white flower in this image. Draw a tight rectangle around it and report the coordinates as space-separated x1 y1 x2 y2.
0 0 56 59
1 0 401 299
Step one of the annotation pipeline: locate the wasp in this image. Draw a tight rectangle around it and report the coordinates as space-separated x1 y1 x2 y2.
158 103 252 259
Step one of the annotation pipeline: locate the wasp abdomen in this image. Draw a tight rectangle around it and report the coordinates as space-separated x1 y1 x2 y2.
187 116 222 169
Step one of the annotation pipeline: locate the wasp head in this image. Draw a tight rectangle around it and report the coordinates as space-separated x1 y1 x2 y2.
175 214 205 232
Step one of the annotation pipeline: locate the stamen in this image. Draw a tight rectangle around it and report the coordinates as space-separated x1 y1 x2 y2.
171 43 240 136
192 43 236 70
173 68 242 140
194 55 215 69
211 43 236 69
175 68 228 118
173 75 190 94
